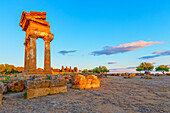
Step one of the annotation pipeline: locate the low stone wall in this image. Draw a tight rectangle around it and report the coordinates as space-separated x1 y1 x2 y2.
71 75 100 90
26 75 67 99
0 82 4 105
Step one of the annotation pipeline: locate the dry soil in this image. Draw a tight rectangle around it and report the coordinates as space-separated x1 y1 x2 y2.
0 76 169 113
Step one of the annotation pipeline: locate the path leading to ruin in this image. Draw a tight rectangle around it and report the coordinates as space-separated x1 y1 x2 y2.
0 76 170 113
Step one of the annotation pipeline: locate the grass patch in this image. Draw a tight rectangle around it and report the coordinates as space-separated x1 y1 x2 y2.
23 92 27 99
5 89 23 94
23 77 26 81
47 76 51 80
0 76 10 82
48 93 57 95
48 93 51 95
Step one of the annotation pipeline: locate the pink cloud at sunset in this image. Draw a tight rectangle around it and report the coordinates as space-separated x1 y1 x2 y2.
89 40 164 56
153 50 170 55
153 51 165 54
140 50 170 59
149 61 156 64
108 62 116 64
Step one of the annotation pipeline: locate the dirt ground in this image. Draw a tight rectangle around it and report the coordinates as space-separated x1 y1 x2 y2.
0 76 169 113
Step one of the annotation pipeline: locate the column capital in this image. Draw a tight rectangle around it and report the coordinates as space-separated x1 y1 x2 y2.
43 33 54 42
29 35 38 39
25 30 39 40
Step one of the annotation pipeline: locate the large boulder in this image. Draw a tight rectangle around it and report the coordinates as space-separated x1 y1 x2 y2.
86 75 100 89
141 74 152 79
0 82 4 105
71 75 100 90
7 78 24 92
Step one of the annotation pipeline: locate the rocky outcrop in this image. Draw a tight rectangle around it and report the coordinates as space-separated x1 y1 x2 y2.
71 75 100 90
25 75 67 99
0 82 4 105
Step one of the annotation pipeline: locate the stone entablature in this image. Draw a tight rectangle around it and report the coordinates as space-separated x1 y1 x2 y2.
19 11 54 75
25 75 67 99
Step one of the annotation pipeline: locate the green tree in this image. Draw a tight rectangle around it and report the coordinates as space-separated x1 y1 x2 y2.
82 69 88 73
101 66 109 73
88 69 93 73
155 65 170 74
92 66 109 73
92 67 100 73
0 64 19 74
137 62 154 74
136 68 143 73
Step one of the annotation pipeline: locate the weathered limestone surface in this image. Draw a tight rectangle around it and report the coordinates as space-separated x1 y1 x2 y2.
3 86 7 93
7 78 24 92
27 86 67 99
26 75 67 99
64 75 71 84
71 75 100 90
0 82 4 105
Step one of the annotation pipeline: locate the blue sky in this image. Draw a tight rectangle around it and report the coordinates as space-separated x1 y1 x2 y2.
0 0 170 72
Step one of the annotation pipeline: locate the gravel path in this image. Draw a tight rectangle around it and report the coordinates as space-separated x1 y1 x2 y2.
0 76 170 113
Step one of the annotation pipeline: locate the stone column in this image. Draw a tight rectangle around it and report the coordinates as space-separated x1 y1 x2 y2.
44 38 51 73
24 42 27 72
28 36 37 72
26 39 30 72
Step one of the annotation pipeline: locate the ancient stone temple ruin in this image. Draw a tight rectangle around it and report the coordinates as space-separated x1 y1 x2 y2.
19 11 54 75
